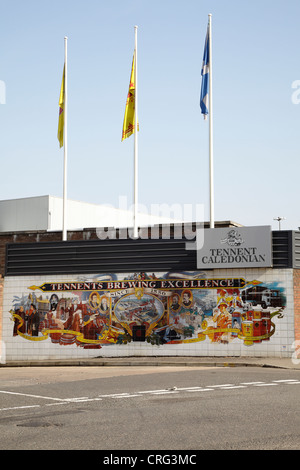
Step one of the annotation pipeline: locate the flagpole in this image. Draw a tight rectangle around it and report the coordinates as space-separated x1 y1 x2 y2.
63 36 68 241
208 14 214 229
133 25 138 238
208 13 215 228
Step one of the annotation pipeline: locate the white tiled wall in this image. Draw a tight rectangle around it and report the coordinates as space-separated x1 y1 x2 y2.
2 268 295 361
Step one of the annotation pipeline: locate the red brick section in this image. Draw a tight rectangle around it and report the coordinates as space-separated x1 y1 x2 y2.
0 274 2 344
294 270 300 357
293 269 300 362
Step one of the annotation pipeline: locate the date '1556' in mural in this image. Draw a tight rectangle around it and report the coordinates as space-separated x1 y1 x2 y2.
10 272 286 349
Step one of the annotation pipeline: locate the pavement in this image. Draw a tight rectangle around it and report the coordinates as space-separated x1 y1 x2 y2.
2 355 300 370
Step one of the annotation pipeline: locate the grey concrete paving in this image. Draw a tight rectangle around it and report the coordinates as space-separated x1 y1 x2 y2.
2 355 300 369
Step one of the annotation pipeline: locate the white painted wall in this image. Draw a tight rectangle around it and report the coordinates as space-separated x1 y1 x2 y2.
0 195 181 232
0 196 49 232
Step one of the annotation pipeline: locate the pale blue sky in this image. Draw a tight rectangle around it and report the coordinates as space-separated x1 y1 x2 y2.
0 0 299 230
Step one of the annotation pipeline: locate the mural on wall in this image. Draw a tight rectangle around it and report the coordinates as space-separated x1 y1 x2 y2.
10 272 286 349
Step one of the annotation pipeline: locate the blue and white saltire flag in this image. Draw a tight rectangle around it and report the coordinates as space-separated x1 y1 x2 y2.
200 26 209 119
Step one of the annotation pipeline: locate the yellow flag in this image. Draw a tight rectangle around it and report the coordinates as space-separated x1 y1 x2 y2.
122 54 138 141
57 65 65 148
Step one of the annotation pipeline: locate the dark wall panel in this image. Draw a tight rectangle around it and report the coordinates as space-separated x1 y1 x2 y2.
5 238 197 275
5 231 296 276
272 231 293 268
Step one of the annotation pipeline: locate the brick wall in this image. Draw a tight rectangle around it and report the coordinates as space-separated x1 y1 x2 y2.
0 274 2 349
293 269 300 358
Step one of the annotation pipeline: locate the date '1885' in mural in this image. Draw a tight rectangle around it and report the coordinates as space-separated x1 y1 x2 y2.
10 272 286 349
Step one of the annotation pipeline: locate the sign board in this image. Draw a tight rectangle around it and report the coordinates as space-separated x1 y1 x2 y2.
196 226 272 269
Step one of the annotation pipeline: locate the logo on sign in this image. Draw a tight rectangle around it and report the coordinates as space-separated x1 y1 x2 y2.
221 230 244 247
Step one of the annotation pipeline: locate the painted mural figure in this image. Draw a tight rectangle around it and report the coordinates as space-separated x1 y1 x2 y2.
13 303 39 337
170 293 180 311
28 304 40 337
79 292 109 342
63 298 84 331
212 301 232 343
13 306 26 336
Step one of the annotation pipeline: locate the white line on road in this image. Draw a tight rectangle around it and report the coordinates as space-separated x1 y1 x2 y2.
187 388 215 392
66 398 103 402
284 381 300 385
175 386 208 391
98 393 138 398
0 390 65 401
1 377 300 414
63 397 89 402
219 385 247 389
253 383 278 387
208 384 235 388
114 394 141 398
240 382 265 385
272 379 300 383
0 405 41 411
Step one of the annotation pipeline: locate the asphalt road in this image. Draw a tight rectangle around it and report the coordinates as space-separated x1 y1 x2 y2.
0 365 299 455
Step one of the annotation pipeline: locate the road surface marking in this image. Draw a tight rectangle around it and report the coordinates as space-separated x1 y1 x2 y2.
0 405 41 411
115 394 141 398
241 381 265 385
272 379 299 383
187 388 215 392
98 393 133 398
1 377 300 414
0 390 64 401
284 381 300 385
253 383 278 387
175 386 208 391
209 384 235 388
220 385 247 389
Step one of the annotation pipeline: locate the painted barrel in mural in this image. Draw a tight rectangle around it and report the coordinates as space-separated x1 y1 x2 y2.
253 319 262 343
241 320 253 346
261 310 271 340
